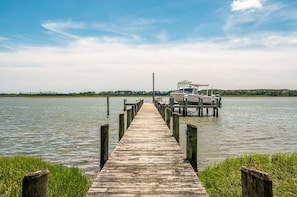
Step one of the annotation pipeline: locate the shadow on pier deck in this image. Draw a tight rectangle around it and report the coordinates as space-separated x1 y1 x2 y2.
87 103 209 196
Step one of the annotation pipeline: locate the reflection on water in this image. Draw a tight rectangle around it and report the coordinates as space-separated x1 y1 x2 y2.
1 97 297 174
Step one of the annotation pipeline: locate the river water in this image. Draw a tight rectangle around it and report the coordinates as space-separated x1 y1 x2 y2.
0 97 296 175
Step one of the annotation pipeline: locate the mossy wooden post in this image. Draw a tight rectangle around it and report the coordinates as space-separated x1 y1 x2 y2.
165 107 171 129
183 98 188 116
172 112 180 143
200 98 203 117
126 108 132 129
169 97 174 112
161 104 166 120
119 113 124 141
123 99 127 111
131 105 136 120
22 169 49 197
100 124 109 170
241 167 273 197
107 96 110 116
186 124 198 172
215 98 219 117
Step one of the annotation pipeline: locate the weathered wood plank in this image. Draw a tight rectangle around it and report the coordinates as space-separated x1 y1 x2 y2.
87 103 208 196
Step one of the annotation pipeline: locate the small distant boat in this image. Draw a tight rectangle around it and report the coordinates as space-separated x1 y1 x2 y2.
170 80 221 106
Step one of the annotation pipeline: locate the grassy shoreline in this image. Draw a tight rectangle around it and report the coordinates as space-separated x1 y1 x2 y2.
0 156 91 197
1 153 297 196
199 153 297 197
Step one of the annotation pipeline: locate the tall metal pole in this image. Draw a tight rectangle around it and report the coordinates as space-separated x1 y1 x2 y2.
152 72 155 103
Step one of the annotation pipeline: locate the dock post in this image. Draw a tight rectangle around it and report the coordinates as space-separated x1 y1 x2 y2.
169 97 174 112
100 124 109 170
172 112 180 143
119 113 124 141
131 105 136 120
123 99 127 111
22 169 49 197
161 104 166 120
183 98 188 116
199 98 203 117
216 99 219 117
165 107 171 129
186 124 198 172
126 109 132 129
241 167 273 197
107 96 110 116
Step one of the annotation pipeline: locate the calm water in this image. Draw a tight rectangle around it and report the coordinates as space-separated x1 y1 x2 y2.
1 97 297 175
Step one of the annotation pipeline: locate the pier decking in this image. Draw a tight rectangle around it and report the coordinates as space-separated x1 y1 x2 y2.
87 103 208 196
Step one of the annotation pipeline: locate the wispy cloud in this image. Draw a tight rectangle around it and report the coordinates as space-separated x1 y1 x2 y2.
231 0 264 12
42 20 86 39
0 36 9 41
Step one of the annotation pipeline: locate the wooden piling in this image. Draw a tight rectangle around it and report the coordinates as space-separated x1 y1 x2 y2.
241 167 273 197
215 99 219 117
165 107 171 129
131 105 136 120
169 97 174 112
106 96 110 116
183 98 188 116
186 124 198 172
172 112 180 143
123 99 127 111
22 169 49 197
200 99 203 117
126 109 132 129
119 113 124 141
100 124 109 170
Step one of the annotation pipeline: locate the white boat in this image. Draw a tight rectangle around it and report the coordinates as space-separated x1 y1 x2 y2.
170 80 221 106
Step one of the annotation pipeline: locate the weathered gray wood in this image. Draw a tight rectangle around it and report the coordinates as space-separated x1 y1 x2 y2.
169 97 175 112
119 113 124 141
22 169 49 197
131 105 136 120
186 124 198 172
241 167 273 197
215 98 219 117
183 98 188 116
165 107 171 129
100 124 109 170
123 99 127 111
106 96 110 116
172 112 180 143
126 108 132 129
88 103 208 196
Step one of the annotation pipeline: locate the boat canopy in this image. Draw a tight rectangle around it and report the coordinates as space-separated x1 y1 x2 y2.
177 80 209 89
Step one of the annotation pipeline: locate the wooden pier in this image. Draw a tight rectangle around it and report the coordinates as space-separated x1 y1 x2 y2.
87 103 209 196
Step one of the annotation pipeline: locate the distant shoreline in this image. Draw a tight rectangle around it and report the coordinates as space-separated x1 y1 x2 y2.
1 89 297 97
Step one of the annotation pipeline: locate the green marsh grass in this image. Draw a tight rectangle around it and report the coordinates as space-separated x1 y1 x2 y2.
199 153 297 197
0 156 91 197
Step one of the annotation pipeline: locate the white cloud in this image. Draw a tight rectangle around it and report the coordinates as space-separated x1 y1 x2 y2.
231 0 263 12
0 35 296 93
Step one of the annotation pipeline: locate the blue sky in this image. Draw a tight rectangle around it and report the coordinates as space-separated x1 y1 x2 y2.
0 0 297 92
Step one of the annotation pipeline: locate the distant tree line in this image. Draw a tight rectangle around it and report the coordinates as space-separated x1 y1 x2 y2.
212 89 297 97
0 89 297 97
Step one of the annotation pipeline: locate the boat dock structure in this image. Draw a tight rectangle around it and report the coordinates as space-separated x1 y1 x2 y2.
87 102 209 196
